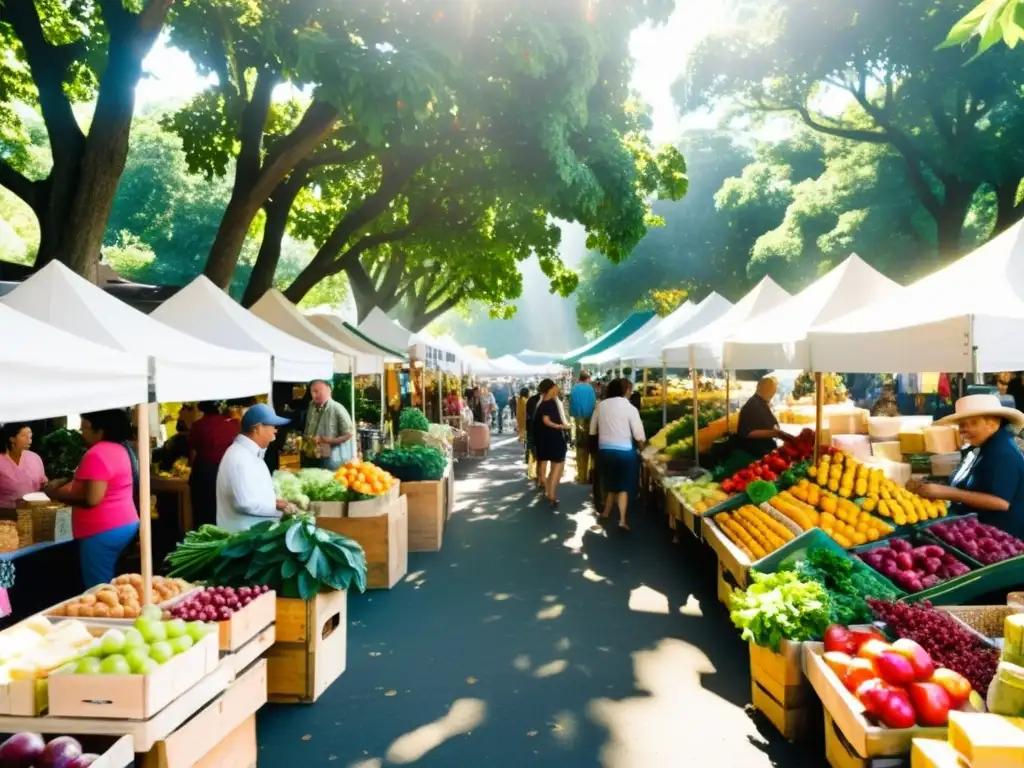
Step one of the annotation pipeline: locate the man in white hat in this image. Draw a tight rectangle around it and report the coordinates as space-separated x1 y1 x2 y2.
908 394 1024 539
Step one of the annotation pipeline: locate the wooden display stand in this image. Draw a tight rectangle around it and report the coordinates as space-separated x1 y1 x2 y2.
267 590 347 704
749 640 811 741
444 463 455 521
716 561 735 607
402 479 444 552
316 495 408 589
140 659 267 768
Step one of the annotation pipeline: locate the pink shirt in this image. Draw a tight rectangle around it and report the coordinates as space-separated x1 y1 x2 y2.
72 442 138 539
0 451 46 508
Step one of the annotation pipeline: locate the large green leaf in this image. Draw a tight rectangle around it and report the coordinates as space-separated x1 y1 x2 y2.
305 547 333 582
281 558 300 579
296 570 319 600
284 522 311 555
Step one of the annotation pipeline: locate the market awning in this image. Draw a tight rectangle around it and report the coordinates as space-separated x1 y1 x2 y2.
622 293 734 368
558 310 657 366
662 277 791 367
809 221 1024 373
0 302 149 421
723 254 902 371
580 312 670 367
357 307 418 356
250 290 383 375
307 313 407 362
152 276 334 383
2 262 271 402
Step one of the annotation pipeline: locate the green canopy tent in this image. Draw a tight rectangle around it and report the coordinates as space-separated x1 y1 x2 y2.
558 311 657 367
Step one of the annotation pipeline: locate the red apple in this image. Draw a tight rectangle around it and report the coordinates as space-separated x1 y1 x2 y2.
891 638 935 681
875 651 916 688
843 657 878 693
823 651 854 679
849 626 886 651
877 688 917 729
855 678 889 716
824 625 856 655
908 682 952 726
857 638 892 662
930 668 972 708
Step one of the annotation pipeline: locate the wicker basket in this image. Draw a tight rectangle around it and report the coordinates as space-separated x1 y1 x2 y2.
0 506 59 548
939 605 1024 639
0 521 20 553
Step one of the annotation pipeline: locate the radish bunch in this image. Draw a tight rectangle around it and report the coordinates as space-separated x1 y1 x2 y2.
165 586 270 623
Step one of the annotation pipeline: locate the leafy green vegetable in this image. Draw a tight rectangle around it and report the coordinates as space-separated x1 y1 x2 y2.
296 468 348 501
273 471 310 509
370 446 446 482
746 480 778 505
729 569 831 651
38 429 86 478
398 407 430 433
777 547 900 625
166 515 367 598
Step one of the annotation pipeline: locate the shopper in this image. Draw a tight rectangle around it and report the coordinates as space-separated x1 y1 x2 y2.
569 371 597 483
492 380 511 433
301 380 355 471
217 404 291 534
187 401 240 529
47 410 140 589
0 423 47 508
534 378 571 508
591 378 645 531
516 387 530 442
525 386 543 486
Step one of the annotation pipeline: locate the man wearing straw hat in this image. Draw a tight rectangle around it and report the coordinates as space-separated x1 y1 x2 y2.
908 395 1024 538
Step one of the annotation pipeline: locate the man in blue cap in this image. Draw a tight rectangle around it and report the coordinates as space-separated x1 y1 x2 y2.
216 403 292 533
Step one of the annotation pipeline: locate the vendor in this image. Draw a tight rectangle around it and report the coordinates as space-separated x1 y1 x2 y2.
47 410 140 589
216 404 291 534
908 395 1024 538
736 376 795 458
301 380 355 472
870 383 899 417
0 424 48 508
188 401 239 528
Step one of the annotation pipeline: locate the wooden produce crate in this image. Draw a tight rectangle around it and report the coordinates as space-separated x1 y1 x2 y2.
139 659 266 768
1 735 135 768
316 495 408 589
48 631 220 719
217 590 276 652
401 479 444 552
749 640 811 741
804 642 948 760
347 483 401 518
267 590 347 704
717 560 736 608
824 712 907 768
445 463 455 521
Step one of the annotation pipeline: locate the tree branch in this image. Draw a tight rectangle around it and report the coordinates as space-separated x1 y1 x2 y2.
415 295 460 329
0 159 41 210
236 68 279 186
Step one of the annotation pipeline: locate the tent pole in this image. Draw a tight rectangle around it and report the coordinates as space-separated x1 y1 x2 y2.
421 366 426 413
661 364 668 428
642 368 649 405
814 372 824 465
725 370 731 431
136 403 153 608
380 369 386 438
689 348 699 466
438 369 443 424
972 347 981 386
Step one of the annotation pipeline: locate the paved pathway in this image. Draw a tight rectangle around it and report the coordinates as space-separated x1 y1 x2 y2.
257 437 827 767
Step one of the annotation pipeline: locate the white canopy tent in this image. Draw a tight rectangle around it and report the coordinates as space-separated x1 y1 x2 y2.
152 276 334 383
307 313 405 364
0 303 149 421
514 349 562 366
662 277 792 367
624 293 734 368
409 330 465 375
358 307 417 354
724 255 903 370
3 262 271 402
579 312 668 367
471 355 565 378
809 221 1024 373
250 290 383 375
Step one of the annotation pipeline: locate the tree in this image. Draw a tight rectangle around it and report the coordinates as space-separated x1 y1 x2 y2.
0 0 174 277
166 0 686 320
677 0 1024 260
942 0 1024 55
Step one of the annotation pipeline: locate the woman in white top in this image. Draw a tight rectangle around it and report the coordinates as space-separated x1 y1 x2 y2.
590 378 645 530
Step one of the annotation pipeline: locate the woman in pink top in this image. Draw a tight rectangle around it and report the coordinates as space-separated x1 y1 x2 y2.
0 424 47 508
48 410 139 588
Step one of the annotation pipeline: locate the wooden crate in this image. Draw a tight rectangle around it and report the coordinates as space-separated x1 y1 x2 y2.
218 590 276 652
445 464 455 521
717 560 736 607
402 479 444 552
824 712 907 768
223 625 275 676
750 640 811 741
195 715 257 768
316 495 408 589
48 631 220 719
140 659 266 768
267 590 347 704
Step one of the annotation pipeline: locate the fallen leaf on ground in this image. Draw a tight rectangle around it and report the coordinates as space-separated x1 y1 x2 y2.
466 676 477 684
385 690 397 697
527 731 537 737
301 735 311 741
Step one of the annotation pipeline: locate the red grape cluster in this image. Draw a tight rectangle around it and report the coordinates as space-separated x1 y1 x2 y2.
167 586 271 623
868 599 999 695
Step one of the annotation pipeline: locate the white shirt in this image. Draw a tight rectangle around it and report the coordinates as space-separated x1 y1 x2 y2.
216 435 281 534
590 397 645 451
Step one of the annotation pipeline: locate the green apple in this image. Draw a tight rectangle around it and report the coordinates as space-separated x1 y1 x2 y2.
123 627 145 649
135 657 158 675
100 629 126 655
125 647 151 673
169 635 194 655
149 641 174 665
82 641 104 658
185 622 210 642
100 654 131 675
76 657 102 675
141 604 163 622
52 662 78 675
165 619 187 640
136 619 167 644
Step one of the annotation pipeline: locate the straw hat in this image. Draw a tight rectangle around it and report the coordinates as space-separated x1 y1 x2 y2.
935 394 1024 429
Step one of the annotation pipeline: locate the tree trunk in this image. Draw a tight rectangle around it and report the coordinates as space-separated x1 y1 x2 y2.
241 171 308 307
993 179 1024 236
935 182 975 263
204 100 339 290
406 295 459 331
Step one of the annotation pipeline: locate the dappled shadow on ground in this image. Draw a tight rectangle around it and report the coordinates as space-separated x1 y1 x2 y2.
256 439 826 767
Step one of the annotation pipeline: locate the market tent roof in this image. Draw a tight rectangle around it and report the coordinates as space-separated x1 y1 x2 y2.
152 276 333 383
579 311 673 367
559 310 658 366
358 307 417 355
514 349 562 366
250 290 383 375
808 221 1024 373
621 293 734 368
409 329 465 374
724 254 902 371
0 303 149 421
662 277 792 367
307 313 406 364
2 262 271 402
472 355 565 377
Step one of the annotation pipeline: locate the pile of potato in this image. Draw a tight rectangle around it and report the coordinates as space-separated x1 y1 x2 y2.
49 574 192 619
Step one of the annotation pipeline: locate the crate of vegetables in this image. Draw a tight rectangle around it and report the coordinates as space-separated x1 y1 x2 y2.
851 535 974 600
0 732 133 768
919 513 1024 568
164 586 276 653
702 504 803 587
